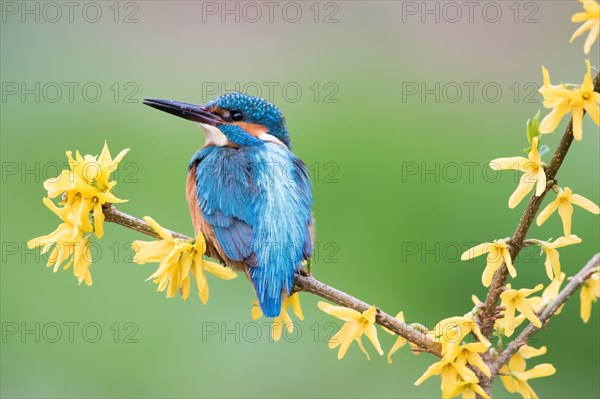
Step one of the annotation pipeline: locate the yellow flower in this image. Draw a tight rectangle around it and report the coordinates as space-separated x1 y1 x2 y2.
446 341 491 377
28 198 93 285
500 284 544 328
431 314 490 356
529 273 567 315
132 216 237 303
415 356 479 399
539 60 599 140
251 293 304 341
382 311 408 364
489 137 546 208
570 0 600 54
450 380 491 399
538 235 582 280
43 142 129 239
500 347 555 399
536 187 599 236
317 302 383 360
461 240 516 287
580 270 600 323
30 143 129 285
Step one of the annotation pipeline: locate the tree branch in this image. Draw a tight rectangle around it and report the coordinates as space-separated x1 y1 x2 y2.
491 252 600 375
103 204 442 357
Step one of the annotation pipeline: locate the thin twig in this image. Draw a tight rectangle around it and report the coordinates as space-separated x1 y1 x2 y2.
491 252 599 375
103 204 442 356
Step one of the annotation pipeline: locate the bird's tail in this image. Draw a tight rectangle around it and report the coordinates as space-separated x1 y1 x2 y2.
248 263 296 317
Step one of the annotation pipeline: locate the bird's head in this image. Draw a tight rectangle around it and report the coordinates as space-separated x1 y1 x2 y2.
143 92 290 148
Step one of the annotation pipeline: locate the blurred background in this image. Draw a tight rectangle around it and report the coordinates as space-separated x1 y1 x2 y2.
1 1 598 398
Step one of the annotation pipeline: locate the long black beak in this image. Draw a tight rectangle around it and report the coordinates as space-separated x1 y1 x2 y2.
142 98 222 125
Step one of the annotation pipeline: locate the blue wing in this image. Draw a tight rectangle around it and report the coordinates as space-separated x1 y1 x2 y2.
191 146 258 266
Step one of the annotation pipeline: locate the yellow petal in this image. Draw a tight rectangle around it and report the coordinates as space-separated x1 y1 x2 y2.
204 261 237 280
570 193 600 214
288 293 304 320
572 106 585 141
466 352 491 377
387 336 407 364
353 337 372 361
583 22 599 54
580 281 597 323
489 157 529 171
363 324 384 356
142 216 174 241
521 363 556 380
539 104 571 134
415 360 446 385
250 301 263 320
92 201 104 239
537 199 559 226
482 251 503 287
557 202 574 237
519 345 547 359
535 169 547 196
583 93 600 126
502 248 517 279
461 242 492 261
318 301 362 321
362 305 377 324
515 298 543 328
509 174 535 209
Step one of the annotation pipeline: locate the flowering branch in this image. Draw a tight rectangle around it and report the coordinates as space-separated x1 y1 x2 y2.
102 204 442 356
491 252 600 375
478 69 600 339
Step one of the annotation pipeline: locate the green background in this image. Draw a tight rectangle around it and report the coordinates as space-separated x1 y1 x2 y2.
1 1 598 398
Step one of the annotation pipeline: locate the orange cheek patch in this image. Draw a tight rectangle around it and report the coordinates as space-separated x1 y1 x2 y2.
234 121 268 138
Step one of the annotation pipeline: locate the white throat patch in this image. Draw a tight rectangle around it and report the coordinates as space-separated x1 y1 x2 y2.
198 123 229 147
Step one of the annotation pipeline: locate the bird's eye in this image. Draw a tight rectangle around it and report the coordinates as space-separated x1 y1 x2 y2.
231 110 244 121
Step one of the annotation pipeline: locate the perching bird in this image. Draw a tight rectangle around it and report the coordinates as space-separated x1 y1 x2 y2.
143 93 313 317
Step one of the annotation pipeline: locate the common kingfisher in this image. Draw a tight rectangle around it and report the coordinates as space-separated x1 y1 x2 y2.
143 93 314 317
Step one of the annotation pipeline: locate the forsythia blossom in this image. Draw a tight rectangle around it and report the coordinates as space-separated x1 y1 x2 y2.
383 311 408 364
461 240 516 287
537 235 582 280
430 314 490 356
43 142 129 239
500 284 544 328
538 60 599 141
28 143 129 285
132 216 237 303
416 319 491 399
28 198 93 285
500 345 556 399
536 187 599 236
489 137 546 208
414 356 480 399
570 0 600 54
317 302 383 360
251 293 304 341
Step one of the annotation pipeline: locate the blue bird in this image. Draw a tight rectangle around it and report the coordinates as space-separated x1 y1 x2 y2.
143 93 313 317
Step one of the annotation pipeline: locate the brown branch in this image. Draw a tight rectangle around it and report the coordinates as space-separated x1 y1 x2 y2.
491 252 600 375
103 204 442 357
